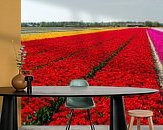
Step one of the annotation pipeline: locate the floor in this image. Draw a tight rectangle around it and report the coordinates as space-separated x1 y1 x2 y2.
19 125 163 130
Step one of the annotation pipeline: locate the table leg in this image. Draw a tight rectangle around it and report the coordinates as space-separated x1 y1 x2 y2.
110 96 127 130
0 96 18 130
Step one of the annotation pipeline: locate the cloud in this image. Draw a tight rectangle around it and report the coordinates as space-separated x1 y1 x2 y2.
23 0 163 22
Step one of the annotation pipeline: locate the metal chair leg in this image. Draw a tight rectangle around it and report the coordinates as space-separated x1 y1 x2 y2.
65 109 74 130
87 109 95 130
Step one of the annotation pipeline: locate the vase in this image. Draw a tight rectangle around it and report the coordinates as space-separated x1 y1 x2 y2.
11 70 27 91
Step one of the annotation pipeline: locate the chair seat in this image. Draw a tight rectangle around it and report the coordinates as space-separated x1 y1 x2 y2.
128 109 153 117
66 97 95 109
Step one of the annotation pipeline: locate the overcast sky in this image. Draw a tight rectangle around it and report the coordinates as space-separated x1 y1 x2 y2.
21 0 163 22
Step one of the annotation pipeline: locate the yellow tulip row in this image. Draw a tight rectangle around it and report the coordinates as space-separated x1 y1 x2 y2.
21 27 122 42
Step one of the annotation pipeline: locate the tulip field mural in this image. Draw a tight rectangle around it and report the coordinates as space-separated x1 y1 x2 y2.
21 27 163 125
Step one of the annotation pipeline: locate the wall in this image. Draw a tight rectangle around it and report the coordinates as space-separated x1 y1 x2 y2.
0 0 21 126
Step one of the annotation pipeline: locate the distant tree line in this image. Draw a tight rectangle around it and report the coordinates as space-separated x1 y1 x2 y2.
21 21 163 27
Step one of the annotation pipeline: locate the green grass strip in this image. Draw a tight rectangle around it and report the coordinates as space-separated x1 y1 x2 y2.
85 36 135 79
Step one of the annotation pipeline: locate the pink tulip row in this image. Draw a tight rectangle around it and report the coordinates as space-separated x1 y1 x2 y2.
148 28 163 63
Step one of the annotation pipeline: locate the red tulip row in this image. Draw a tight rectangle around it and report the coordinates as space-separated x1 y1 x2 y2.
23 29 137 86
23 30 117 69
48 28 163 125
88 28 163 124
88 28 157 87
21 28 163 125
23 29 134 71
21 29 137 124
21 97 52 124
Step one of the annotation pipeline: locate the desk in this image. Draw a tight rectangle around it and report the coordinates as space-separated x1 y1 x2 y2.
0 86 158 130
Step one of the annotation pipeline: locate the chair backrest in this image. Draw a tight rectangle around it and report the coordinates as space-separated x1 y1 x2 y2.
70 79 89 87
66 79 94 108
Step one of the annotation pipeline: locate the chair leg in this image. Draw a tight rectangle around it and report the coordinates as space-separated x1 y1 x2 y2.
66 109 74 130
87 109 95 130
148 117 154 130
137 117 141 130
128 116 134 130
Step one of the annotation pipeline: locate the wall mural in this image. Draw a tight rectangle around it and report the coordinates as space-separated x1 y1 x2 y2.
21 0 163 125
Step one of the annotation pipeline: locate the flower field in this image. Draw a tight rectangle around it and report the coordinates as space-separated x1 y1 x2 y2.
21 28 163 125
21 28 120 42
148 28 163 64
